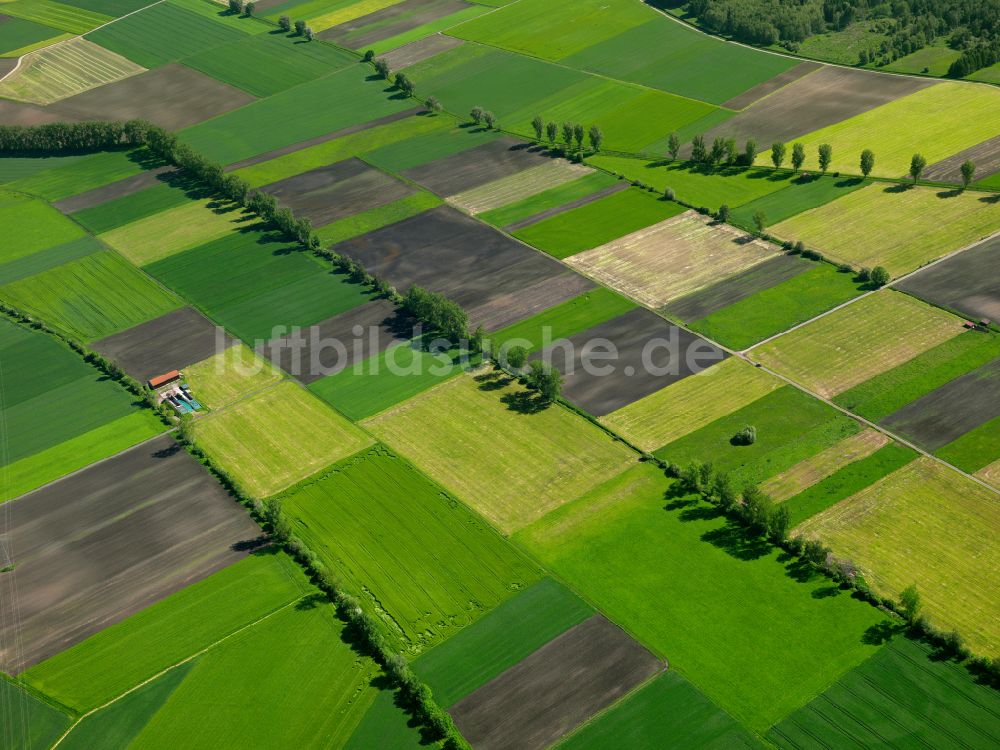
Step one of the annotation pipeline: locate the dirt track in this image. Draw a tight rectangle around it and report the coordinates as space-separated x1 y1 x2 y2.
0 435 261 673
450 615 663 750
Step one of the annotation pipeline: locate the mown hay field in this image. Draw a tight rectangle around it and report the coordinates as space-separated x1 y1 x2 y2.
517 463 889 733
772 183 1000 277
729 174 870 231
797 457 1000 657
600 357 781 452
362 370 636 532
182 343 284 410
282 447 540 652
752 291 965 398
192 381 373 498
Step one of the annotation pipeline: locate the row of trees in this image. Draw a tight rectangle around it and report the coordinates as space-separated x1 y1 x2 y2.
527 116 604 153
226 0 256 16
0 120 149 152
401 287 469 342
278 15 314 40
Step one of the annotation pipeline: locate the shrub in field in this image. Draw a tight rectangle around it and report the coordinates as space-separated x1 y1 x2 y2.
373 58 389 79
731 425 756 445
293 19 306 35
278 15 290 31
870 266 890 287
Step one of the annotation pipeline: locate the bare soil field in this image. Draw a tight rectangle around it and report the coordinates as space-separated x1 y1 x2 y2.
690 67 933 155
565 210 781 309
721 61 822 110
381 33 463 69
263 298 405 383
332 205 571 324
0 434 261 673
895 234 1000 322
91 306 233 382
401 137 554 196
260 157 415 226
504 182 629 232
467 271 594 332
320 0 466 48
0 97 65 125
450 615 663 750
531 307 728 416
54 165 178 213
44 63 255 131
666 253 812 321
881 356 1000 450
922 134 1000 184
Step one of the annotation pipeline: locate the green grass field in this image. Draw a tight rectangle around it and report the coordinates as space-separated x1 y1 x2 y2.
0 153 90 183
729 175 871 231
590 156 793 211
0 678 71 750
342 691 425 750
687 263 866 350
517 463 890 733
22 551 311 712
655 385 862 487
752 291 964 398
315 191 442 244
281 446 539 651
0 190 87 264
362 369 636 532
8 148 155 201
0 16 64 56
884 43 961 76
361 120 500 175
936 414 1000 473
772 183 1000 277
365 2 487 54
181 32 355 97
769 637 1000 748
71 182 196 235
413 578 592 707
0 250 182 341
557 671 759 749
192 381 373 498
513 188 684 258
834 330 1000 421
478 171 618 227
968 60 1000 85
798 457 1000 656
145 228 373 343
0 236 102 286
2 0 110 34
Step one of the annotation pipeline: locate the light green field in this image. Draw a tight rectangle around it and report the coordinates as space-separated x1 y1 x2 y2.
937 414 1000 474
478 171 618 227
22 551 311 712
362 369 636 532
193 380 373 498
793 83 1000 177
2 0 110 34
71 182 195 235
884 44 961 76
365 2 488 55
361 121 500 174
969 61 1000 85
315 191 442 245
0 250 182 341
8 148 152 201
517 463 890 733
600 357 781 452
100 199 256 266
0 190 87 264
0 236 102 286
282 446 540 651
181 344 284 410
772 183 1000 276
798 457 1000 657
752 291 965 398
729 174 871 231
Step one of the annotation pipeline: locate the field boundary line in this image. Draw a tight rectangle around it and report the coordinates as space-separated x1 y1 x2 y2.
49 593 310 749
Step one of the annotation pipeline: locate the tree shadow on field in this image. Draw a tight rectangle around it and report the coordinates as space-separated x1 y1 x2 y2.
862 620 903 646
474 369 512 391
784 556 819 584
979 193 1000 204
296 592 327 610
128 147 169 170
500 389 548 414
883 182 912 194
364 673 441 745
700 520 771 561
835 176 865 187
936 188 962 198
811 584 842 599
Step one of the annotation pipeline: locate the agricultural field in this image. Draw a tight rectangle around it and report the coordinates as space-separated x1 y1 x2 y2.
7 148 155 201
181 343 284 410
728 174 870 231
771 183 1000 276
0 15 67 56
190 380 373 498
0 678 71 750
478 170 620 228
280 446 539 651
447 160 591 215
2 0 110 35
751 290 965 398
362 369 636 532
0 189 86 261
797 457 1000 656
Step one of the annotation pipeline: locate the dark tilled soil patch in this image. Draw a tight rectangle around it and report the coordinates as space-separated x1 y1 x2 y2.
320 0 467 48
721 61 822 111
224 108 422 171
0 98 63 125
44 64 255 131
895 234 1000 323
260 156 415 226
665 253 813 322
503 182 630 232
263 298 406 383
686 67 934 156
922 134 1000 184
881 355 1000 450
0 434 262 673
402 137 553 196
531 307 728 416
91 307 234 383
332 205 568 323
0 56 17 79
450 615 663 750
467 271 594 332
54 165 178 213
381 33 463 69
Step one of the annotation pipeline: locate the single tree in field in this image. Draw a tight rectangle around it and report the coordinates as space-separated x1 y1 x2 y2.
818 143 833 173
304 26 313 41
860 149 875 177
546 121 558 147
526 360 562 403
869 266 890 287
531 115 544 141
744 138 758 166
373 58 390 79
716 203 730 223
483 111 496 129
425 96 442 113
227 0 241 13
278 14 291 31
506 345 528 371
470 325 485 354
709 136 727 166
724 137 738 165
899 584 921 622
753 210 767 234
562 121 574 149
470 106 484 125
909 153 927 183
394 72 414 97
588 125 603 153
294 19 306 35
667 132 680 161
691 134 706 163
960 159 976 188
244 0 254 14
771 141 786 169
363 49 373 61
791 142 805 170
573 123 585 151
663 186 675 201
